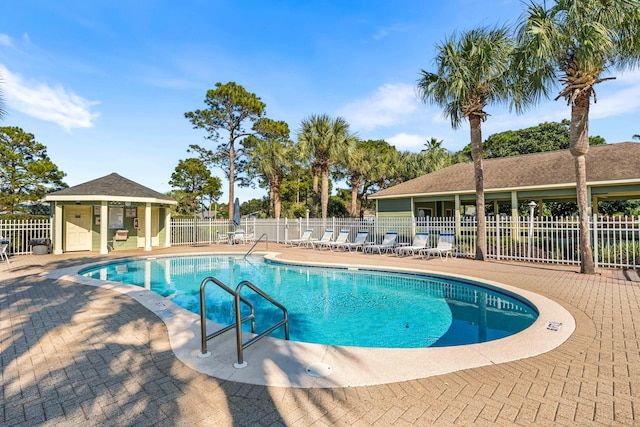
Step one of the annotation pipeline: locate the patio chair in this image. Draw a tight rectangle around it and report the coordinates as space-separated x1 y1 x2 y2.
318 229 350 250
308 229 334 249
232 229 247 244
285 229 313 247
394 231 429 257
364 231 398 255
419 232 455 260
244 230 256 243
216 230 230 245
332 230 369 252
0 238 9 264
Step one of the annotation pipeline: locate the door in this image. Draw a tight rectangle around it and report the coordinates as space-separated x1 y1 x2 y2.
65 206 92 251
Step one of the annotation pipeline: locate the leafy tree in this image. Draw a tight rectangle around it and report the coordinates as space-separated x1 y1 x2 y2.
0 127 66 213
168 158 222 217
185 82 265 220
633 134 640 141
297 114 353 219
417 26 538 261
460 119 606 159
517 0 640 274
245 118 293 219
327 196 348 218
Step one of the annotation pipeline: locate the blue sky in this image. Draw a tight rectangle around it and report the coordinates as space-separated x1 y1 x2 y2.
1 0 639 204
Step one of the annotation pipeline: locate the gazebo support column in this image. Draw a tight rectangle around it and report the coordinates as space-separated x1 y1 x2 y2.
53 203 63 255
454 195 461 237
100 202 108 254
145 203 152 251
511 191 520 241
164 207 172 247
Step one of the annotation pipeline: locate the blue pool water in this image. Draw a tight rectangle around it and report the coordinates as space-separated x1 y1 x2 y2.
80 255 538 348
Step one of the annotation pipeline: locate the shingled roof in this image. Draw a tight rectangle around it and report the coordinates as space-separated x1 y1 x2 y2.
371 142 640 199
45 173 176 204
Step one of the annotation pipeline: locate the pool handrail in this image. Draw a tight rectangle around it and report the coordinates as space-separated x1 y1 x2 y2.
199 277 256 357
234 280 289 368
243 233 268 259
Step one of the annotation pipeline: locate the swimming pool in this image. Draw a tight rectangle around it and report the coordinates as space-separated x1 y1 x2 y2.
81 255 538 349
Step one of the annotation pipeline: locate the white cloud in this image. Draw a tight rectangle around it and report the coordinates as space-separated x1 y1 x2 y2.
590 70 640 119
0 34 13 47
339 83 420 131
386 132 425 151
373 24 412 41
0 65 99 130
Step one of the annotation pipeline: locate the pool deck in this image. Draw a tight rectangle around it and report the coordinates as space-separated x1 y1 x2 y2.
1 243 639 426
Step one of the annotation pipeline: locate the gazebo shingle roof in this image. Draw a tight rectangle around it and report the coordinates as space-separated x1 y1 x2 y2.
371 142 640 199
46 173 175 202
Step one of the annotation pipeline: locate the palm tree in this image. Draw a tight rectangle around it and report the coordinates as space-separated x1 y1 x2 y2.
417 26 536 261
517 0 640 274
420 137 453 173
336 138 372 218
246 118 293 219
298 115 353 219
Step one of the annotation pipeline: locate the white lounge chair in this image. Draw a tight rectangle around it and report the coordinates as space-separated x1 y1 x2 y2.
333 230 369 252
285 229 313 247
364 231 398 255
308 229 334 249
0 238 9 264
420 232 455 260
394 231 429 257
319 229 349 250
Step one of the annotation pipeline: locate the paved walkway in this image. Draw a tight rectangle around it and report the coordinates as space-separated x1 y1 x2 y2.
1 244 639 426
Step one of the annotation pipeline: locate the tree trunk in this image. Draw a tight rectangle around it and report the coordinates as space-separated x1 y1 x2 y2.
312 165 320 218
470 115 486 261
570 93 595 274
321 167 329 219
272 178 281 219
359 184 370 220
350 176 361 218
228 143 235 220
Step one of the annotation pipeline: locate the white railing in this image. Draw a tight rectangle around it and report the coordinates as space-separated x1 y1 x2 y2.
2 215 639 269
0 219 52 255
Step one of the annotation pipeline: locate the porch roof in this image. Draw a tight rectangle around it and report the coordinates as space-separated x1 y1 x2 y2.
44 173 177 205
370 142 640 200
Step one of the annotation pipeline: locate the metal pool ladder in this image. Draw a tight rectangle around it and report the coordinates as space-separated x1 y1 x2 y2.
199 277 289 368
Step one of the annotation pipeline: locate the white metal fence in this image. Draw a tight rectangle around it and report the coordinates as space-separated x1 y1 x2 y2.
2 215 638 269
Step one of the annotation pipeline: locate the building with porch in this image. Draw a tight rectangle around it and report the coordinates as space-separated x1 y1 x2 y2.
370 142 640 221
44 173 177 255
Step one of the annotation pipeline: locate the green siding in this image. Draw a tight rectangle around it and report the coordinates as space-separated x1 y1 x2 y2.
377 199 412 213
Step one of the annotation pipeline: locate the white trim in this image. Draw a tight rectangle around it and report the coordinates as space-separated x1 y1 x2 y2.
370 178 640 200
44 194 177 205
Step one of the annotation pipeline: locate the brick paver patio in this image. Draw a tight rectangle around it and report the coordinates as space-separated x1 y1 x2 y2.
1 243 639 426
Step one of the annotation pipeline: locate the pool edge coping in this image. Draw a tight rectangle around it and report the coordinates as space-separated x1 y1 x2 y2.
44 251 576 389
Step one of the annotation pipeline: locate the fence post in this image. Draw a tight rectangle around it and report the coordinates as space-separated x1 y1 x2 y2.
592 214 599 270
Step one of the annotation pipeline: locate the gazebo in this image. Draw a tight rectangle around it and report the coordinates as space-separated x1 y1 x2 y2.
44 173 177 255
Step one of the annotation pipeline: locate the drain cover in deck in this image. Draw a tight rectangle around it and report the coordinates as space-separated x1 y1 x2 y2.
306 363 332 377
